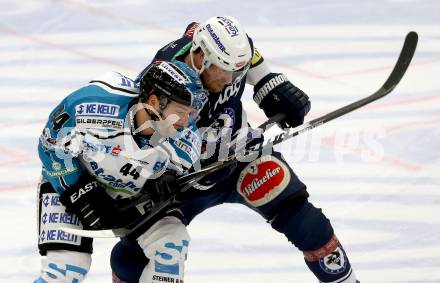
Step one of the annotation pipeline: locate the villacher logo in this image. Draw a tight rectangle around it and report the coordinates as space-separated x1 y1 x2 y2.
242 167 282 197
237 156 291 207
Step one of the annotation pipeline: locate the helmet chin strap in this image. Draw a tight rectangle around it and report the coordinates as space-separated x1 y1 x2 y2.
140 98 179 138
133 96 165 135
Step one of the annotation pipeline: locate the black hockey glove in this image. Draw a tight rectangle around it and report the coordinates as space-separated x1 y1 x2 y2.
143 171 184 203
253 73 311 128
59 174 116 230
196 159 238 188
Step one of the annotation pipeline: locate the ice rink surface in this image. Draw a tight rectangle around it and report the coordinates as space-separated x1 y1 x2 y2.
0 1 439 282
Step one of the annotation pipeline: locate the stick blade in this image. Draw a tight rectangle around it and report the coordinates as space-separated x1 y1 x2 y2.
60 226 128 238
381 31 418 93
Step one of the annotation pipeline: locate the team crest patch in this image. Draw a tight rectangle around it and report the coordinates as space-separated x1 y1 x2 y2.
319 245 348 275
237 155 290 207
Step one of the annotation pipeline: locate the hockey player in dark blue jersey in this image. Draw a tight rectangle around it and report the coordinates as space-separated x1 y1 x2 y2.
111 16 359 283
34 60 208 283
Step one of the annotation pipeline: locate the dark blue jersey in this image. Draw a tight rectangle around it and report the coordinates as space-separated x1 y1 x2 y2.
140 22 269 134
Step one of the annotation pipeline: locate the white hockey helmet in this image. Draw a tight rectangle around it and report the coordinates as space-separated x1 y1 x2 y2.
191 16 252 78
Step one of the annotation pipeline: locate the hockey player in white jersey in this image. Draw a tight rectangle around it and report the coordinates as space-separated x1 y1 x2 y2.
34 60 207 283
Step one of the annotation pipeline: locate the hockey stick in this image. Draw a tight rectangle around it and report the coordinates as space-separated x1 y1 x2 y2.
180 31 419 183
109 113 285 214
61 31 418 238
60 113 285 237
247 31 418 150
177 113 286 183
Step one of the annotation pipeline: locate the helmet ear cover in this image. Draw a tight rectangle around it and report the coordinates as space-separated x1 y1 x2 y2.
159 96 169 111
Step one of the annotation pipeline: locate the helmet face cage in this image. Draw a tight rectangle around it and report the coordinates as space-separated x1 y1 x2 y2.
140 60 208 121
192 16 252 82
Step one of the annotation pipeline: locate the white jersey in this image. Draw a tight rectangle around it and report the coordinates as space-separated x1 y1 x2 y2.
38 71 202 199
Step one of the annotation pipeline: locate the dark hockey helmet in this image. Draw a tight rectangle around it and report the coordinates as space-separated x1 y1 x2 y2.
139 60 208 119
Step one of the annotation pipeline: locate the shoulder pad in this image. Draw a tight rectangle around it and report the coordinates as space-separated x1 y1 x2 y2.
89 72 140 97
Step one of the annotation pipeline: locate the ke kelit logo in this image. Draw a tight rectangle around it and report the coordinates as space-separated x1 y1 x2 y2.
237 155 291 207
40 229 79 244
75 103 120 117
42 194 61 208
41 212 81 225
